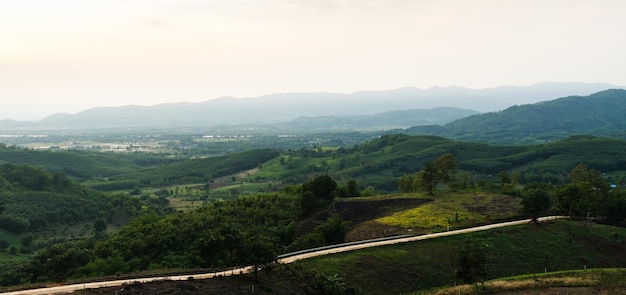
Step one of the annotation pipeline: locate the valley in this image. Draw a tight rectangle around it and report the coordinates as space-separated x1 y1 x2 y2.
1 89 626 294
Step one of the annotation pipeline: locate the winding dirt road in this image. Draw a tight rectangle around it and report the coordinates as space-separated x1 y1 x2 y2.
1 216 565 295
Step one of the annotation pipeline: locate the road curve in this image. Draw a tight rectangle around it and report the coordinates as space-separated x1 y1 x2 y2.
1 216 566 295
277 216 566 263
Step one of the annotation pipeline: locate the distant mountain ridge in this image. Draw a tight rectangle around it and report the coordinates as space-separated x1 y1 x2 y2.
276 107 478 130
405 89 626 143
0 82 620 131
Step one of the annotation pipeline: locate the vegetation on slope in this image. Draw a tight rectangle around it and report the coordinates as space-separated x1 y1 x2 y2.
4 134 626 196
1 132 626 292
407 89 626 143
425 268 626 295
297 220 626 294
0 163 172 285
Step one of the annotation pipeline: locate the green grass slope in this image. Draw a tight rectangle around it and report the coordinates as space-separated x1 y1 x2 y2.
296 220 626 294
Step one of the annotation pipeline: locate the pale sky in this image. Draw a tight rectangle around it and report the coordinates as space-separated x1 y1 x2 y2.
2 0 626 120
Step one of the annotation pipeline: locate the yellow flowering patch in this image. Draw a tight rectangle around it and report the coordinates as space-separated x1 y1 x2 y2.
376 198 486 229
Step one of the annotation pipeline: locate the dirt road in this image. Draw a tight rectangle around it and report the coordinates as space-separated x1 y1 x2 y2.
1 216 565 295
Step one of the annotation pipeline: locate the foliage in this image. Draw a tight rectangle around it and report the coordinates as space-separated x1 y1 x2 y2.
320 273 347 295
301 191 320 217
0 164 164 234
75 193 300 278
302 175 338 200
314 214 351 245
6 134 626 196
456 239 491 284
409 89 626 144
569 163 609 191
108 149 279 186
521 185 552 223
298 220 626 294
337 179 360 198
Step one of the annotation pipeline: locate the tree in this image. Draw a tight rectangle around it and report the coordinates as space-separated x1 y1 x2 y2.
240 231 277 283
521 187 552 223
315 214 351 245
456 239 490 284
601 188 626 221
302 175 338 200
554 183 592 217
569 163 607 191
345 179 360 197
433 153 457 184
337 180 361 198
398 174 416 193
94 217 107 233
420 162 437 195
300 191 319 217
498 171 510 189
418 153 458 195
511 170 521 186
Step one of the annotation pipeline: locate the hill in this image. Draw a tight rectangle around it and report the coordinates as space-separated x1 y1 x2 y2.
41 220 626 295
296 134 626 191
274 107 478 131
297 219 626 294
407 89 626 143
0 82 618 130
3 135 626 194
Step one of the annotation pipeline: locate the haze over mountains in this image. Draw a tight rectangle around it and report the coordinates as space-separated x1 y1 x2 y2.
0 82 622 131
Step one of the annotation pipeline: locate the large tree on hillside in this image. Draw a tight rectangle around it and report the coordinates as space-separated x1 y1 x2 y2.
554 183 593 217
418 153 458 195
434 153 457 183
240 231 278 283
521 186 552 223
569 163 608 190
302 175 337 200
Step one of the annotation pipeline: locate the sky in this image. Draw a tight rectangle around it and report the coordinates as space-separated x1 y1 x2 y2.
2 0 626 121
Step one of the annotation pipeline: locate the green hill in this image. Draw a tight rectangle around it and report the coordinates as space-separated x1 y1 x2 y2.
297 219 626 294
0 144 183 180
406 89 626 144
5 134 626 194
297 134 626 192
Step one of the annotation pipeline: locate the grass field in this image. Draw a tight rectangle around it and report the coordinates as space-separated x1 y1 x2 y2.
296 220 626 294
424 268 626 295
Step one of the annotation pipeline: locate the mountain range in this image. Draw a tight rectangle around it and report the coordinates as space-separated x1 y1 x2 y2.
0 82 620 131
405 89 626 143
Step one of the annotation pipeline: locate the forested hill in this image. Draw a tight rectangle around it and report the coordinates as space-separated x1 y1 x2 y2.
406 89 626 144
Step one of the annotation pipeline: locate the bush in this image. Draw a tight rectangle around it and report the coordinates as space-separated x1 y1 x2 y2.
0 215 30 233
